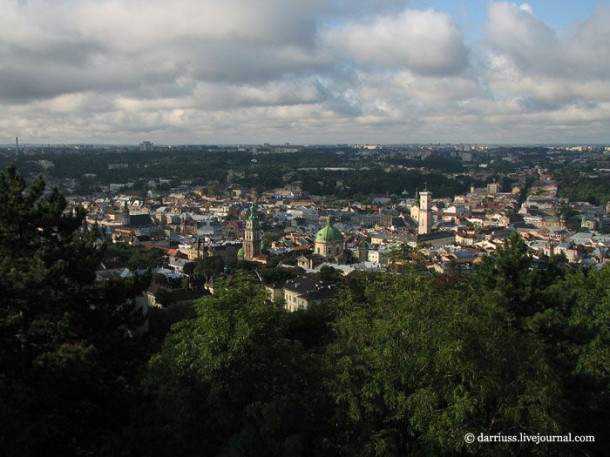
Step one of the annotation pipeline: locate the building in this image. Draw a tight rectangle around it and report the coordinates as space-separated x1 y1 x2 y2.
243 203 261 260
222 220 244 240
314 216 344 259
367 248 391 267
417 231 456 248
356 240 369 262
139 141 154 152
282 277 337 312
418 191 432 235
201 241 242 268
120 201 131 226
119 202 154 228
487 182 500 195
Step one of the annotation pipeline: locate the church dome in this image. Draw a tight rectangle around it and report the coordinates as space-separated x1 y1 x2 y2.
315 216 343 243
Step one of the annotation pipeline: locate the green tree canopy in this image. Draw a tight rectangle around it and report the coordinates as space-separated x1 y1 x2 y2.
530 266 610 456
142 274 331 456
0 165 148 457
325 274 561 456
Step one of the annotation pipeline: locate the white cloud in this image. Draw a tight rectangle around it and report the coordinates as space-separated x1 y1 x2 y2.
329 10 469 76
487 1 610 80
0 0 608 144
519 3 533 14
485 0 610 135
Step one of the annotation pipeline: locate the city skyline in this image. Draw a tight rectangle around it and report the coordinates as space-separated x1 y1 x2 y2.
1 0 609 145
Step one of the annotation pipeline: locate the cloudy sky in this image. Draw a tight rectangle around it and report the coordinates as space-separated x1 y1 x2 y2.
1 0 609 144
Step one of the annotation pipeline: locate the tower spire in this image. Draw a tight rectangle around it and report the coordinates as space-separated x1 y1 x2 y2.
244 200 261 260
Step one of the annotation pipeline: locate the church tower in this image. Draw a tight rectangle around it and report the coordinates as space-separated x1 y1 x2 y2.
244 202 261 260
121 201 131 226
418 191 432 235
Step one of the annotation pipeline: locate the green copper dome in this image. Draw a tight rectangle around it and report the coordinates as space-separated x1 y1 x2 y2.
237 246 245 257
315 216 343 243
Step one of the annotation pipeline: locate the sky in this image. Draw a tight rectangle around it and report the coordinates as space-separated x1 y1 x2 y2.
1 0 609 145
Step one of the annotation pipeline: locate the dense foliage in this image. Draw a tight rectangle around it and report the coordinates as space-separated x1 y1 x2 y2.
0 147 469 200
0 166 608 456
0 165 149 456
554 170 610 206
300 169 468 199
133 238 608 456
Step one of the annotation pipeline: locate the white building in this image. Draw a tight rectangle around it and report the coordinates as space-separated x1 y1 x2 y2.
418 191 432 235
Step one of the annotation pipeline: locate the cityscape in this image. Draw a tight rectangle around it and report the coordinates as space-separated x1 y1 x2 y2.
1 0 609 456
2 140 608 456
1 142 608 291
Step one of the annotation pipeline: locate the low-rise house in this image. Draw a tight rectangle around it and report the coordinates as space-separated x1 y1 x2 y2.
367 249 391 266
282 277 337 312
168 256 190 273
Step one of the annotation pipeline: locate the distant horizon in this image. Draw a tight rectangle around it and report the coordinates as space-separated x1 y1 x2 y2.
1 141 608 148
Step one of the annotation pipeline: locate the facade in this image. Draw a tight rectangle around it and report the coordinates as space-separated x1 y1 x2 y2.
367 249 391 266
314 216 344 259
282 277 337 312
487 182 500 194
201 241 242 267
418 191 432 235
297 255 314 269
357 241 369 262
417 232 456 248
243 203 261 260
119 202 153 228
222 220 244 240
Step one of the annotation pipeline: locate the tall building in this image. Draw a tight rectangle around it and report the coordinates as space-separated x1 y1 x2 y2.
139 141 154 152
418 191 432 235
121 201 131 226
243 202 261 260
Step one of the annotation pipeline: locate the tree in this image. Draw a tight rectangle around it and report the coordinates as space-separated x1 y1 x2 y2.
324 274 561 456
388 243 427 274
141 274 332 457
318 265 341 281
472 232 542 320
0 165 148 457
529 266 610 456
192 255 225 281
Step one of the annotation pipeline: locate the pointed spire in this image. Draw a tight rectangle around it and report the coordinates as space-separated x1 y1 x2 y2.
248 201 258 222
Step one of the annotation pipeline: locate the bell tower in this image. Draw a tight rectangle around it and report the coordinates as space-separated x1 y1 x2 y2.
121 201 131 226
244 202 261 260
418 191 432 235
